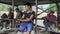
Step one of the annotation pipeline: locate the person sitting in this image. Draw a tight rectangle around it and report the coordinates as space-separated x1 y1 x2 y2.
8 7 14 28
15 8 23 27
43 10 58 32
18 2 35 34
8 8 14 19
1 13 9 30
15 8 23 19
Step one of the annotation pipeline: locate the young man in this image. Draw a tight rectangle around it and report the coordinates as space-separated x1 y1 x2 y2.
1 13 8 25
8 8 14 19
18 2 35 34
8 8 14 28
15 8 23 27
43 10 57 32
1 13 9 30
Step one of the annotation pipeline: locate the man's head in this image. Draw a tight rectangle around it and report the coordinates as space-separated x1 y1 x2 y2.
48 10 54 16
15 8 20 12
8 7 13 12
24 2 32 11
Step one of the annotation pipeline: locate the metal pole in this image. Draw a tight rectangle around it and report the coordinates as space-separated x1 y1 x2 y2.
56 2 60 33
56 3 60 26
12 0 14 11
12 0 14 28
35 0 38 34
35 0 38 27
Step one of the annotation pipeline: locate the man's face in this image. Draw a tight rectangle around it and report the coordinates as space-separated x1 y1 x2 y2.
50 13 54 16
48 11 51 14
15 8 20 13
16 10 19 12
25 5 30 11
48 11 54 16
8 8 12 12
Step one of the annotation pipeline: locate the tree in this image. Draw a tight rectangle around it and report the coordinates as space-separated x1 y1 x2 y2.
0 3 12 11
46 4 57 11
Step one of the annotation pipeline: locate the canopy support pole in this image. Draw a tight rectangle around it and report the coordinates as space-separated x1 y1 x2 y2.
12 0 14 28
35 0 38 34
56 3 60 25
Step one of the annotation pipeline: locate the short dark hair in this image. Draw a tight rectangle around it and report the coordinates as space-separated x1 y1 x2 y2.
24 2 32 8
50 11 54 13
15 8 19 10
8 7 13 10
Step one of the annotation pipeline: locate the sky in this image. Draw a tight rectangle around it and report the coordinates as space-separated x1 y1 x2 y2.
38 4 49 10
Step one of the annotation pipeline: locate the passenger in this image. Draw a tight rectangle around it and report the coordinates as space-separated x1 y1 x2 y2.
18 2 35 34
43 10 58 32
8 8 14 28
1 13 9 30
15 8 23 27
1 13 8 26
8 8 14 19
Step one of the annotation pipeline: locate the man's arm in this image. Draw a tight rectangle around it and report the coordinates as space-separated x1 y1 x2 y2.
54 16 58 28
20 14 25 19
20 14 34 22
54 21 58 28
8 13 10 18
17 14 25 21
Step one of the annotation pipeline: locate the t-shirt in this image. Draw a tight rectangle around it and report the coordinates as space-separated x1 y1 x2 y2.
45 15 57 23
16 12 23 19
8 12 14 19
23 11 35 22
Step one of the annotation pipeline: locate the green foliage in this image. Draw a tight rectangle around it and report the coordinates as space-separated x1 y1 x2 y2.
0 3 24 11
0 3 12 11
18 5 25 11
46 4 57 11
0 3 57 12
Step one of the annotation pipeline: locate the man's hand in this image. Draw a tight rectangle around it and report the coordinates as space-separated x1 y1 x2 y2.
16 19 20 23
17 19 20 21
